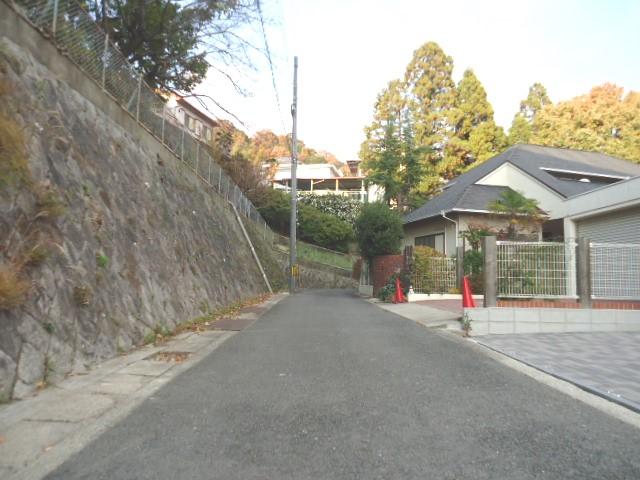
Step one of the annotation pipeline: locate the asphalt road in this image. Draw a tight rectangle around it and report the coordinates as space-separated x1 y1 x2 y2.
48 290 640 480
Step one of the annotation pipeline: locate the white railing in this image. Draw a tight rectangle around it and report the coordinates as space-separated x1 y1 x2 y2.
496 241 577 298
591 243 640 300
412 257 457 294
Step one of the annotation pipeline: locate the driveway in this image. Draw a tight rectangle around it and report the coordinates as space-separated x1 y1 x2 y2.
46 290 640 480
476 332 640 412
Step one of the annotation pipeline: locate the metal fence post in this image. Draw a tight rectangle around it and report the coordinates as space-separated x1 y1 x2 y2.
195 142 200 176
135 74 143 122
456 245 464 291
161 103 166 144
51 0 59 37
483 236 497 307
180 127 185 161
577 237 592 308
101 34 109 90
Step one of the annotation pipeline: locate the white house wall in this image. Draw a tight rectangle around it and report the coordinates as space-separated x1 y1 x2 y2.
476 162 565 218
558 176 640 220
403 217 457 256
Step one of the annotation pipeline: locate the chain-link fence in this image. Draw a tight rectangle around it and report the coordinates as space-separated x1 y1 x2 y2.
591 243 640 300
8 0 275 244
496 241 577 298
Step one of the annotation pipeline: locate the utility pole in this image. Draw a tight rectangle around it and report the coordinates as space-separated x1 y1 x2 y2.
289 56 298 294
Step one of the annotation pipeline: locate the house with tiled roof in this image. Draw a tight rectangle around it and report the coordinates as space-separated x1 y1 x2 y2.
403 144 640 254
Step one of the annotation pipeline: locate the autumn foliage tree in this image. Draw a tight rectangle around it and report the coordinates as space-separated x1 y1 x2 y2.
531 84 640 163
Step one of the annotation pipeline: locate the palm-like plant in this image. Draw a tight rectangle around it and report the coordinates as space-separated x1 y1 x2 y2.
488 190 544 240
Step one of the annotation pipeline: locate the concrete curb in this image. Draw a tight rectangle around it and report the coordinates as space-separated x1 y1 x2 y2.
367 298 463 333
0 293 288 480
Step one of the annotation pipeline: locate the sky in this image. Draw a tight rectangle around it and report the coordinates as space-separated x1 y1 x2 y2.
197 0 640 162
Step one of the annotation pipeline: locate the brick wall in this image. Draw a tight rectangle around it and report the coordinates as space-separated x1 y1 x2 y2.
497 299 640 310
372 255 404 295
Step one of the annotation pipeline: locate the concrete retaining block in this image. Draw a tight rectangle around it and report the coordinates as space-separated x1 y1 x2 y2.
465 307 640 336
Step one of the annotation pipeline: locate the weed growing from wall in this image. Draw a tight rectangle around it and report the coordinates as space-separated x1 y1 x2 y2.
0 265 30 310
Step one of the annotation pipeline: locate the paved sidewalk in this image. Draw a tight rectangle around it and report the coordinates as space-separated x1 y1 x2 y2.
0 293 286 480
476 332 640 412
371 299 463 331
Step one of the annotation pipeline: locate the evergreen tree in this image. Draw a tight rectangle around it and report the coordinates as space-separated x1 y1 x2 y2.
91 0 257 93
404 42 456 166
360 81 426 211
444 69 506 177
360 80 405 207
508 82 551 144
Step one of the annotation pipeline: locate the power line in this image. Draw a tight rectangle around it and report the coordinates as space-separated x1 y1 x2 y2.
256 0 287 134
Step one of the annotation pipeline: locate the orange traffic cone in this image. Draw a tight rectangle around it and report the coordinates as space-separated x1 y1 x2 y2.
393 276 407 303
462 275 476 308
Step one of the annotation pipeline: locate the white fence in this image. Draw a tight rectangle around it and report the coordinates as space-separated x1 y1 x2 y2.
591 243 640 300
496 241 577 298
412 257 457 294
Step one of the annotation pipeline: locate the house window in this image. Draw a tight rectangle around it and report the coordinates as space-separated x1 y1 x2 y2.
415 233 445 253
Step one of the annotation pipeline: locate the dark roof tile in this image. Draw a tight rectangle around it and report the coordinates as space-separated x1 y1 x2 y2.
404 144 640 224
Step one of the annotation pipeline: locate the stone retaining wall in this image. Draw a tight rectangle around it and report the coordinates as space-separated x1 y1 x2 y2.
273 251 357 290
0 4 279 400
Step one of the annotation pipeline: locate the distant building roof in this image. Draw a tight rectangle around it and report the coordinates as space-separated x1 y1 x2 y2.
273 162 343 181
404 144 640 224
176 96 220 127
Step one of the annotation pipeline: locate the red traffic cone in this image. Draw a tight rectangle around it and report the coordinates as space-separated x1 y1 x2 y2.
393 276 407 303
462 275 476 308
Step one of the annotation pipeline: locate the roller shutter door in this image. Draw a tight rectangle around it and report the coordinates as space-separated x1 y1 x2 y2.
576 206 640 244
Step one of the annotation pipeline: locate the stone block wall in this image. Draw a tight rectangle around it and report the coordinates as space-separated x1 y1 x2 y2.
272 251 357 290
0 11 279 400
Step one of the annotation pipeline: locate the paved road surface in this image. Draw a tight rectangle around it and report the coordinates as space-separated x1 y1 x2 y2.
47 290 640 479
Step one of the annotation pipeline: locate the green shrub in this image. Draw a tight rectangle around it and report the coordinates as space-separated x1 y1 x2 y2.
298 204 354 253
298 193 362 224
256 189 291 235
355 202 403 258
257 189 354 253
96 253 109 269
463 250 484 294
378 272 411 302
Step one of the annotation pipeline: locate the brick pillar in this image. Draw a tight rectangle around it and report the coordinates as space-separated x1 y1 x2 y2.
372 255 404 295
